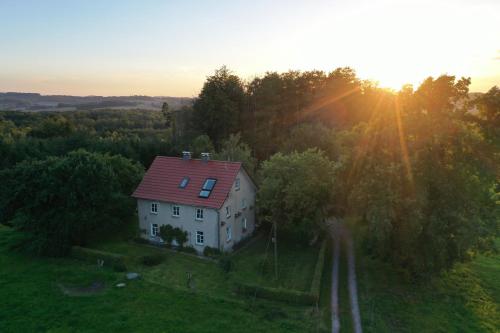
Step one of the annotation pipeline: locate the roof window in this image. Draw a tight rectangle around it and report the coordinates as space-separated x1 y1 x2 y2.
199 178 217 198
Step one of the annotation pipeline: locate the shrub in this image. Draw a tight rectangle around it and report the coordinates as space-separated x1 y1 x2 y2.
218 254 233 273
71 246 127 271
179 246 197 254
173 228 188 247
133 237 150 245
141 254 166 266
113 262 127 272
159 225 174 244
232 234 254 251
203 246 221 257
235 282 316 305
159 225 188 247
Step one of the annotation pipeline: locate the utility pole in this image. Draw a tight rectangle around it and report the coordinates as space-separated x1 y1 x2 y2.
273 221 278 280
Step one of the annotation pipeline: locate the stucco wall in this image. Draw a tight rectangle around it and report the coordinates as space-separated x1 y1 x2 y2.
136 167 256 253
218 168 256 252
137 199 219 252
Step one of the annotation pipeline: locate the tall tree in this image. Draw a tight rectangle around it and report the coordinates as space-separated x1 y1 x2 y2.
192 66 245 146
213 133 257 176
342 76 498 277
258 149 336 239
0 150 144 256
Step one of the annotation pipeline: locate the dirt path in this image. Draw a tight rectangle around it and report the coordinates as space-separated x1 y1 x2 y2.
345 228 362 333
331 227 340 333
326 218 362 333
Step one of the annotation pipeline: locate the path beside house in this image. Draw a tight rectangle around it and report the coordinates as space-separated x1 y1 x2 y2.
326 217 362 333
330 223 340 333
345 227 362 333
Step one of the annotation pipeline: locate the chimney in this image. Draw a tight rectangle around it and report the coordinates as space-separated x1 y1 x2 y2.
201 152 211 163
182 151 192 160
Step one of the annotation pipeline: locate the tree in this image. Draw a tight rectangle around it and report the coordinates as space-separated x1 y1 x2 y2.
161 102 177 143
279 122 339 160
473 86 500 142
29 115 75 138
192 66 245 146
342 77 498 277
257 149 336 239
0 150 144 256
190 134 215 157
213 133 257 176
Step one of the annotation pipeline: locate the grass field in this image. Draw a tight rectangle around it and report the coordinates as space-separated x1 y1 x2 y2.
356 246 500 332
231 234 320 291
90 229 320 298
0 225 322 333
330 238 500 332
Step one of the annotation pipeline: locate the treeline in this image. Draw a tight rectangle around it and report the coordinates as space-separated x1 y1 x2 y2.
182 67 499 278
0 67 498 278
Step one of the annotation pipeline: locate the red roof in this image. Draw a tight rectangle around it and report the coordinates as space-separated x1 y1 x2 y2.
132 156 242 209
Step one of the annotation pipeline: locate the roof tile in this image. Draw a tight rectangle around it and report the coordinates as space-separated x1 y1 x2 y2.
132 156 241 209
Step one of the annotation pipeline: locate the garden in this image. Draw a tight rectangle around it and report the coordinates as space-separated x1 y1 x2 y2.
85 224 327 304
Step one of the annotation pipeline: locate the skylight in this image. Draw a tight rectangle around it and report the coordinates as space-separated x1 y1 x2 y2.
179 176 189 189
199 178 217 198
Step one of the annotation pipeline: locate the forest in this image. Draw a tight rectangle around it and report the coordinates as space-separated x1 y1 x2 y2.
0 66 498 279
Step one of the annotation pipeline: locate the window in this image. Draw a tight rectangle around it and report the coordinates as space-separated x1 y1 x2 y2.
199 178 217 198
225 206 231 218
151 223 159 236
235 178 240 191
196 208 204 220
196 231 204 245
172 205 180 217
151 202 159 214
242 218 247 231
179 176 190 189
241 198 247 209
226 226 232 241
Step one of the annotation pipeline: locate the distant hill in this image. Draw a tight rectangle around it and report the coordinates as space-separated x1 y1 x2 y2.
0 92 193 111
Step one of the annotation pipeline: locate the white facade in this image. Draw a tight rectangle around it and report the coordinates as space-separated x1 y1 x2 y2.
137 168 256 253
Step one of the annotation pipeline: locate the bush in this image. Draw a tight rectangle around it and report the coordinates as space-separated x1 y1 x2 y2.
133 237 150 245
159 225 188 247
203 246 221 257
71 246 127 271
113 262 127 272
232 234 254 251
174 228 188 247
159 225 174 244
218 254 233 273
235 282 316 305
179 246 197 254
141 254 166 266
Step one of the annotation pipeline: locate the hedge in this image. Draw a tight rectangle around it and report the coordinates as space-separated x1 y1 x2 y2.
235 282 317 305
71 246 127 271
309 240 327 298
141 253 166 266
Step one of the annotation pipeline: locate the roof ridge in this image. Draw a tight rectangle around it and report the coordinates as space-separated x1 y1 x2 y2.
155 155 242 164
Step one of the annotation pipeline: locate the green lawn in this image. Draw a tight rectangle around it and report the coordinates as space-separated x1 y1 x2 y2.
0 226 322 333
231 234 320 291
353 241 500 332
91 231 320 297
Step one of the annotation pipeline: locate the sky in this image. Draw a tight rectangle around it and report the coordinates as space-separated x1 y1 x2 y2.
0 0 499 97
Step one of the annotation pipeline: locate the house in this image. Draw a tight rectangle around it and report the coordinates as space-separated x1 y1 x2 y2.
132 152 257 253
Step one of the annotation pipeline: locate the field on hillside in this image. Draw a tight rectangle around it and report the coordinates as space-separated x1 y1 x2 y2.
0 226 321 333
